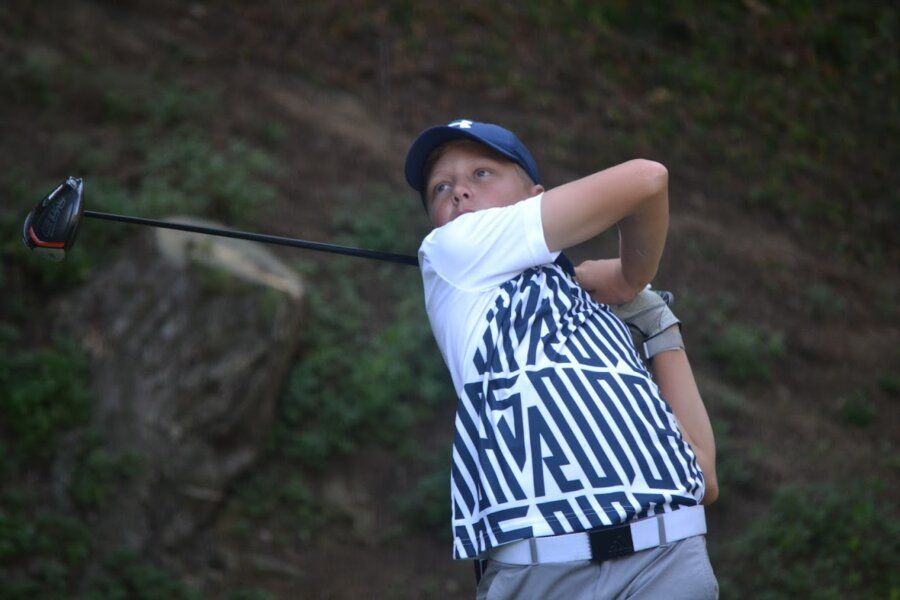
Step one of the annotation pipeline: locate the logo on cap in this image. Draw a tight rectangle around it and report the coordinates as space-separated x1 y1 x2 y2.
448 119 473 129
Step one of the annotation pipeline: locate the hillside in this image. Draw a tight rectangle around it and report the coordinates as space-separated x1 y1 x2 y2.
1 1 897 598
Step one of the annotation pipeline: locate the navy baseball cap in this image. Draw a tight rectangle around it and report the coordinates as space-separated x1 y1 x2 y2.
404 119 541 199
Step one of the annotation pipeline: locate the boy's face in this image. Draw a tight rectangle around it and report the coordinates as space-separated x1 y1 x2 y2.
424 141 544 228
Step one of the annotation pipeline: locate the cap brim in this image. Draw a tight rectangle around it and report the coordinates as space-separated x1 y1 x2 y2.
404 126 521 195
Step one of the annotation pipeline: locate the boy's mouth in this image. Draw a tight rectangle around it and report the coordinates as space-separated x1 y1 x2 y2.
448 209 474 223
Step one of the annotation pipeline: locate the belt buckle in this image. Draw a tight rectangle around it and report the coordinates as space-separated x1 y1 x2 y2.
587 522 635 562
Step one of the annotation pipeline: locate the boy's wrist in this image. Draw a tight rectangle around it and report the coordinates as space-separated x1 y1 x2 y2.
574 258 642 305
644 324 685 360
609 287 680 340
609 259 642 303
608 287 684 359
619 255 649 292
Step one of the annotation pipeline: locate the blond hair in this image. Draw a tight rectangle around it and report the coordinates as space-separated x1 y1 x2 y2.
421 139 535 204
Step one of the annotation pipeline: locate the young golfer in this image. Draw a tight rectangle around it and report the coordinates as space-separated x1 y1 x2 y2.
404 119 718 599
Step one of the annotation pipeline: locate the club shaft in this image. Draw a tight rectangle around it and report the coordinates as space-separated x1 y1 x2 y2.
83 210 419 266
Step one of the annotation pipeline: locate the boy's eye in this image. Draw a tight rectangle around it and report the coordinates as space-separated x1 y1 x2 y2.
433 182 450 197
475 168 490 178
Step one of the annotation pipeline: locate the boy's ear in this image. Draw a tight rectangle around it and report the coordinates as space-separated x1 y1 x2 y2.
531 183 546 195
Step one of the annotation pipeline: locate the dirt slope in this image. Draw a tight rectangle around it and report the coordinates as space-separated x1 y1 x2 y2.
1 1 897 598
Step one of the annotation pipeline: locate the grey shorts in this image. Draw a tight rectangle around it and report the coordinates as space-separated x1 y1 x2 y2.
476 534 718 600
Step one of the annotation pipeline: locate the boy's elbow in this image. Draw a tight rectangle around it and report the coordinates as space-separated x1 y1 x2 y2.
633 159 668 195
635 158 668 176
702 476 719 505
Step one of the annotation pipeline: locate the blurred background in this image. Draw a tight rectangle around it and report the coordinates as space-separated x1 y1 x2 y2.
1 1 897 598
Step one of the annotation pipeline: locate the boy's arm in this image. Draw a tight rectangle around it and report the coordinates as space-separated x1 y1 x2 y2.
609 289 719 505
650 343 719 505
541 159 669 304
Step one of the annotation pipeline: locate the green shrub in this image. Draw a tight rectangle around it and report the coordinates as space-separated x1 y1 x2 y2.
398 458 450 537
837 391 877 428
273 263 373 465
143 84 217 129
719 482 900 599
0 46 58 108
332 184 429 254
68 432 143 511
76 68 217 130
0 332 93 459
0 509 91 565
805 283 847 318
224 589 275 600
0 327 101 595
261 121 288 146
710 418 755 495
273 188 448 468
274 260 447 468
878 372 900 398
136 129 276 225
231 471 324 541
83 549 201 600
708 324 786 385
0 508 94 598
2 76 275 289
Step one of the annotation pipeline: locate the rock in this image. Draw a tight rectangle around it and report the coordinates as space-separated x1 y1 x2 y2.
56 225 305 554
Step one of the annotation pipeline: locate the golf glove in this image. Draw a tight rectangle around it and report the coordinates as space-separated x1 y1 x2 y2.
610 286 684 359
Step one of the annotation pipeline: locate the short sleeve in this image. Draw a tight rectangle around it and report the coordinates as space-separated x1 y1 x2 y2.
418 193 559 291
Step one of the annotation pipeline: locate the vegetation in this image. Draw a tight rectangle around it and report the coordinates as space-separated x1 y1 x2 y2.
0 331 92 459
0 508 94 599
878 372 900 398
270 187 445 468
398 456 451 538
837 390 877 428
0 322 187 597
247 1 897 265
68 432 142 511
0 0 896 596
223 589 275 600
702 382 761 506
0 48 285 597
229 469 325 543
273 262 446 467
708 324 786 385
671 285 790 390
804 282 847 319
720 482 900 599
233 188 450 536
82 550 202 600
134 131 276 225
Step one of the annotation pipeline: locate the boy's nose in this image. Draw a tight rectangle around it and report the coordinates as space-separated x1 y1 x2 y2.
453 186 472 204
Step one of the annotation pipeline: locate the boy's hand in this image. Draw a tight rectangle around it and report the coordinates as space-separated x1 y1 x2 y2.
574 258 643 305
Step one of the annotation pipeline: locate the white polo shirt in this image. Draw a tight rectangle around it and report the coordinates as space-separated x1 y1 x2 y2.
418 193 705 560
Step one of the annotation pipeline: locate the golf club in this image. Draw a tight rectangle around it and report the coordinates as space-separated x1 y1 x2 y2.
22 176 419 266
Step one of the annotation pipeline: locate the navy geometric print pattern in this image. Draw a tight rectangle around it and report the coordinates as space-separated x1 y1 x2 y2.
450 263 704 559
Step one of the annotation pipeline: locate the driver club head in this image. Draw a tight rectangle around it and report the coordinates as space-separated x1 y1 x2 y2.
22 176 84 262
